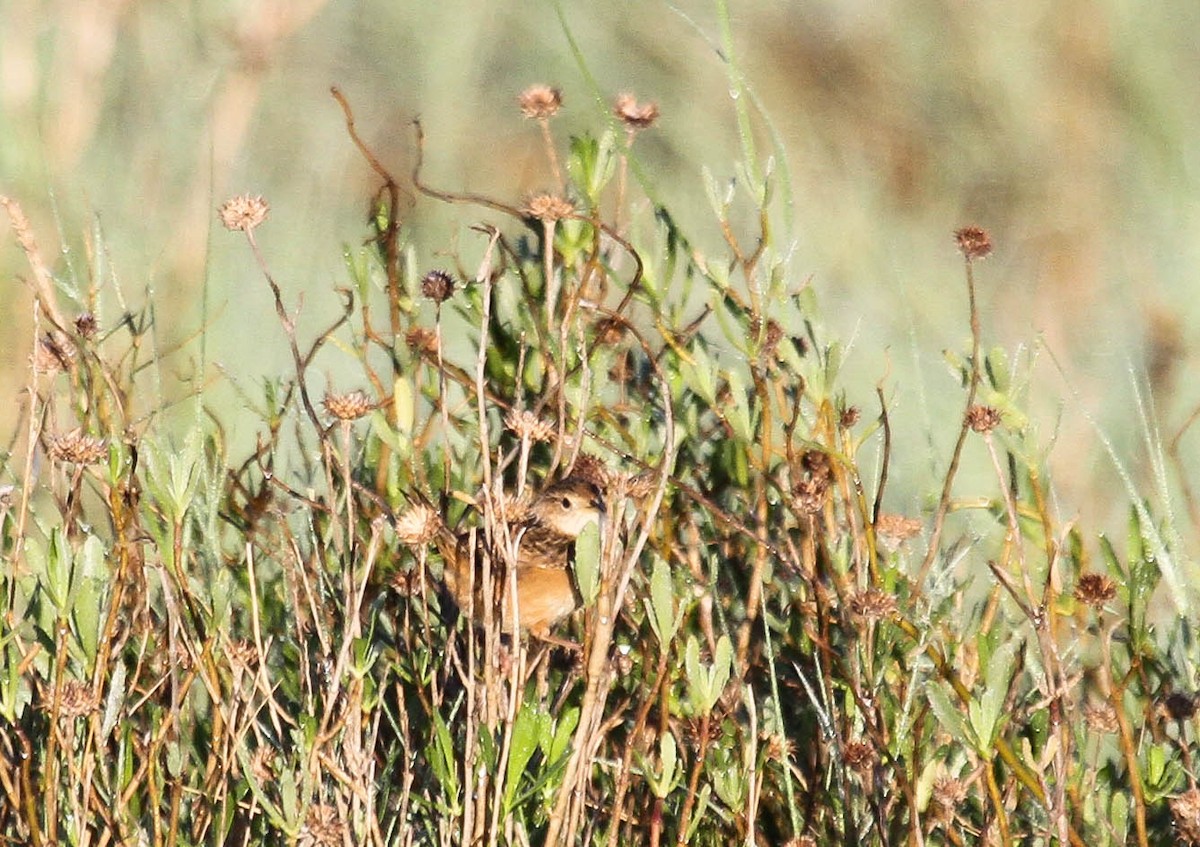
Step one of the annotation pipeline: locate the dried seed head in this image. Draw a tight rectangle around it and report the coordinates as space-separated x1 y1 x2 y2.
613 93 660 130
1082 701 1119 734
420 269 455 304
519 84 563 119
298 803 344 847
954 226 992 261
839 405 861 429
594 318 626 346
33 332 75 373
569 454 612 491
47 429 107 465
610 468 655 502
875 513 923 545
74 312 98 339
523 193 575 222
405 326 438 355
52 679 100 718
248 747 276 784
965 404 1002 433
219 194 270 232
1170 788 1200 845
842 739 876 774
848 588 898 622
390 567 423 597
322 390 372 421
793 477 828 515
394 504 439 547
761 732 795 763
800 449 833 482
505 409 555 443
225 639 258 672
930 777 968 821
1073 572 1117 608
751 316 784 360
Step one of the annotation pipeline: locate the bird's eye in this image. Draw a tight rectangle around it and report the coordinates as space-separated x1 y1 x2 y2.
561 496 572 509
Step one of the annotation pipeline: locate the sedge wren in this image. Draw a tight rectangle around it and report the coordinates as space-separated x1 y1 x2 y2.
431 476 605 638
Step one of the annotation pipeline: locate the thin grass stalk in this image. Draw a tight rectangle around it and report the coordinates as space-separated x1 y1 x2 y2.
917 256 983 588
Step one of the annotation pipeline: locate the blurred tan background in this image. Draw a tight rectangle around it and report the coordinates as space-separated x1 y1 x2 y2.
3 0 1199 536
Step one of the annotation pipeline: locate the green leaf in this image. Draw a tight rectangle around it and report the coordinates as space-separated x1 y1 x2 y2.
429 710 461 803
235 745 285 825
573 521 601 605
683 784 712 843
646 555 681 650
547 706 579 764
725 368 754 442
43 527 71 613
681 344 717 405
685 635 733 715
647 731 678 798
393 375 415 437
101 662 125 737
504 704 545 812
926 683 978 752
73 534 106 664
279 765 298 825
971 640 1015 747
985 345 1011 392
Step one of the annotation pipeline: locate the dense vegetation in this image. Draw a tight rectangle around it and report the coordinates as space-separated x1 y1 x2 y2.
2 74 1197 847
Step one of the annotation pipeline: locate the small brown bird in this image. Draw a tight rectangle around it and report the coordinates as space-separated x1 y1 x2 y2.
432 476 605 638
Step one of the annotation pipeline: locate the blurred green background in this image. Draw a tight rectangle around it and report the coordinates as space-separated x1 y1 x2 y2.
3 0 1199 536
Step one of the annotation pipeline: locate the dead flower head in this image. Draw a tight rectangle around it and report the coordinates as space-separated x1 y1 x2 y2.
610 468 656 502
793 477 828 515
505 409 555 443
875 513 923 546
1074 572 1117 608
929 777 969 822
613 93 660 130
1170 788 1200 845
219 194 270 232
420 269 455 304
848 588 898 622
394 504 439 547
1082 701 1119 734
390 567 423 597
323 390 372 422
47 429 107 466
524 193 574 222
74 312 98 339
298 803 344 847
954 226 992 261
51 679 100 718
33 332 75 373
751 316 784 360
406 326 438 355
842 739 876 775
225 639 258 672
247 747 276 784
519 84 563 119
594 318 626 346
965 404 1002 434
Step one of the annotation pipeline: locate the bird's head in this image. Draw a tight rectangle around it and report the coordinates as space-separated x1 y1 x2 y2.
530 476 606 537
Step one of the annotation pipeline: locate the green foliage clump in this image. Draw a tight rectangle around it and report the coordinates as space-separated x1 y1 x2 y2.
0 81 1196 847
